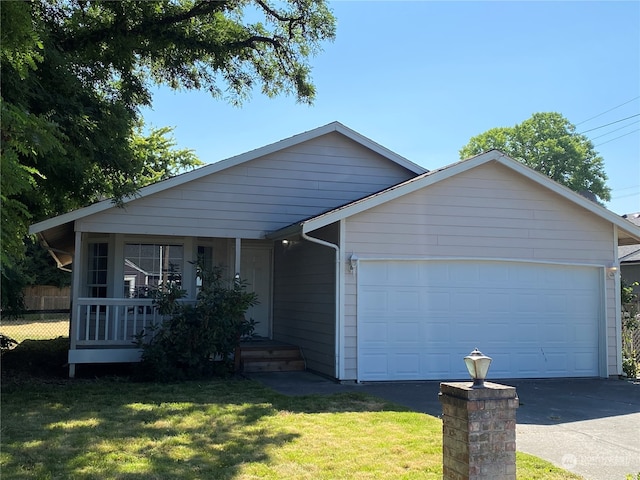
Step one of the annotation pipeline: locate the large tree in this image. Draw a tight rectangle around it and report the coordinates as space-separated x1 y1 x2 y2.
459 112 611 203
1 0 335 308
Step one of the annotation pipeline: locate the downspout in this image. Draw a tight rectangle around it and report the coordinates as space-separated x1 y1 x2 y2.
301 227 341 380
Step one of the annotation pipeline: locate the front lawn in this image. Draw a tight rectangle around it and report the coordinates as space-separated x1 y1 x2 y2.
1 377 582 479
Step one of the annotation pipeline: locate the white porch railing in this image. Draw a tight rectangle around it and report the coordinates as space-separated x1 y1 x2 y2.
73 298 164 346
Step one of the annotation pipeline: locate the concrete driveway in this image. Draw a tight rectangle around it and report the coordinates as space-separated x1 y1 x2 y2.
248 372 640 480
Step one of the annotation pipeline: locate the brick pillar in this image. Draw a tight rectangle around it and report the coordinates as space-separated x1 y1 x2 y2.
439 382 518 480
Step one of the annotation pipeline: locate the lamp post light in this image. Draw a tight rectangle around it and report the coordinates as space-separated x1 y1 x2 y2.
464 348 492 388
441 348 517 480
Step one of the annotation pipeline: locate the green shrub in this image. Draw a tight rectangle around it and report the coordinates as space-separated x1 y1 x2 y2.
135 266 258 381
1 336 69 377
621 280 639 379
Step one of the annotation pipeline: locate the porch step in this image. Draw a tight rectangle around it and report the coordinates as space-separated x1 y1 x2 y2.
240 343 305 373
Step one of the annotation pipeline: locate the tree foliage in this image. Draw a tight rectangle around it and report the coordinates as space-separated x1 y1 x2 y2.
459 112 611 203
1 0 335 308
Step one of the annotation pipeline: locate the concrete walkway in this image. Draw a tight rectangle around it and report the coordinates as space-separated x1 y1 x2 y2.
247 372 640 480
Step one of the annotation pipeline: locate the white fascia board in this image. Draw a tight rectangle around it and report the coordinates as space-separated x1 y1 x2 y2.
29 204 101 234
29 122 426 235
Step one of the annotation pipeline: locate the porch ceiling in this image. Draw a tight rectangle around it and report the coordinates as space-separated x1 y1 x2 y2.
37 222 75 267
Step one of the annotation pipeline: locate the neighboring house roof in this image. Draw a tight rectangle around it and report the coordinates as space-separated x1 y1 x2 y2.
29 122 426 267
124 259 152 277
619 212 640 264
270 150 640 247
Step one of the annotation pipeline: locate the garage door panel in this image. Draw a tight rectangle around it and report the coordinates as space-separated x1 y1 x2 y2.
361 289 388 311
541 324 569 343
545 294 568 312
484 352 514 377
358 260 602 381
426 322 451 342
394 321 424 344
574 351 599 372
395 290 422 311
360 352 389 379
423 353 454 375
514 293 542 313
396 353 421 375
426 293 451 312
452 293 481 313
481 293 511 312
361 321 388 344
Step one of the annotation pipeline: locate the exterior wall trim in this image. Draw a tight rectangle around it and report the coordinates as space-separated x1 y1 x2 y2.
338 219 346 380
347 255 611 269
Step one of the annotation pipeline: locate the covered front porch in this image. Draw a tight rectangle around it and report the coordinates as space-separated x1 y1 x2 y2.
31 218 341 379
46 231 275 376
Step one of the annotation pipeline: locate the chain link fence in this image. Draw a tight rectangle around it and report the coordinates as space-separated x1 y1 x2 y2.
1 286 70 343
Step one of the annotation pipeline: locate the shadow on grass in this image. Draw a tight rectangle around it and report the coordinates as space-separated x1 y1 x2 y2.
1 337 69 378
2 377 308 479
1 342 406 479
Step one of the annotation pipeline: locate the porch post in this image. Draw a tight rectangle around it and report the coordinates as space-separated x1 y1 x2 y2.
235 238 241 276
68 230 82 378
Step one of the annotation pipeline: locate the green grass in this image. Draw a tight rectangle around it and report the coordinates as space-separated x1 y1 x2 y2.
1 313 69 342
1 377 583 480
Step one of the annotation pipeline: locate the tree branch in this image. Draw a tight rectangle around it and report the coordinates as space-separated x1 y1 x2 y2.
255 0 302 22
254 0 303 39
59 1 228 52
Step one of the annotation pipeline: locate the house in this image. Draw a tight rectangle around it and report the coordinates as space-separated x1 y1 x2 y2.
620 212 640 302
30 122 640 381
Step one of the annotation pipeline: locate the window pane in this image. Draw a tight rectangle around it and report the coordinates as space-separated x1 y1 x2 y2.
124 243 183 294
87 242 108 298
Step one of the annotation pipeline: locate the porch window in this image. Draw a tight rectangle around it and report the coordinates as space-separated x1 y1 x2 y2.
124 244 183 298
87 243 108 298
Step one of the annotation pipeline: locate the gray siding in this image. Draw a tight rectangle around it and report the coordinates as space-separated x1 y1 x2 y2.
272 224 338 377
77 132 416 237
343 162 619 379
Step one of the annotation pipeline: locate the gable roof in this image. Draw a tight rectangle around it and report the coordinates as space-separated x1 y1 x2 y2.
30 121 426 236
270 150 640 247
29 122 426 267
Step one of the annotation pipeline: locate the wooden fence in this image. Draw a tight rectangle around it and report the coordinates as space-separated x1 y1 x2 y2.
22 285 71 311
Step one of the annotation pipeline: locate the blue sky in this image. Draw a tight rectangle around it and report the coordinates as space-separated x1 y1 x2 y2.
141 1 640 215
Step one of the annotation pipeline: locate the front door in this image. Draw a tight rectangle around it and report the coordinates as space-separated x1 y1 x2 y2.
240 246 272 338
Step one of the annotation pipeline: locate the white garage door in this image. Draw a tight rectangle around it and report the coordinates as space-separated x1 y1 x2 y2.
357 260 602 381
